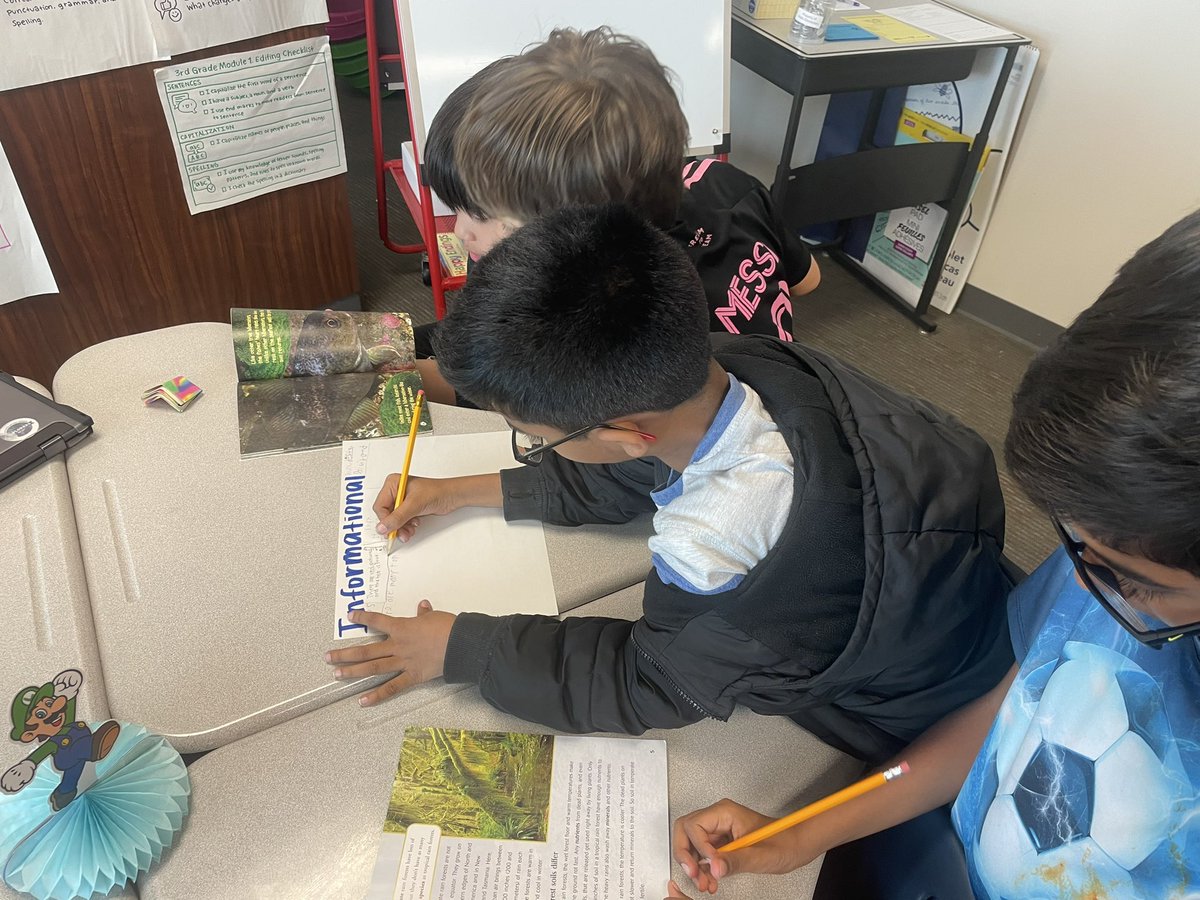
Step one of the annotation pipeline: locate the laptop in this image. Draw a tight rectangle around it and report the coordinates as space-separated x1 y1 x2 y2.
0 372 93 490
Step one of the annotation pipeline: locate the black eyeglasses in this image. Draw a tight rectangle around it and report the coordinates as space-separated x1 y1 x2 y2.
1054 518 1199 648
510 423 654 466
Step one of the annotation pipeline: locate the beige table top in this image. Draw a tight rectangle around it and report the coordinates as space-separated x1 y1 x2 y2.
52 324 652 753
139 585 859 900
0 379 136 900
2 379 108 716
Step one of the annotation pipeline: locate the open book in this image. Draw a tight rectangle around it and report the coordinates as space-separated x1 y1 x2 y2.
367 727 670 900
231 308 431 457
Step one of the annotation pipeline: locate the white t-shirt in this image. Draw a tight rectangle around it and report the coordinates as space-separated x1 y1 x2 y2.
648 373 794 594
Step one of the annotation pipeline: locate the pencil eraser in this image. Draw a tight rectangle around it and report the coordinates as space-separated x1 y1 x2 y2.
899 761 911 775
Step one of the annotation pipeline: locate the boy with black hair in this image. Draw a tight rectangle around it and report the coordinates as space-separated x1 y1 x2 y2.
667 210 1200 900
326 204 1017 767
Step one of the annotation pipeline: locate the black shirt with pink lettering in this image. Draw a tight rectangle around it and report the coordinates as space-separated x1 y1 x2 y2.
668 160 813 341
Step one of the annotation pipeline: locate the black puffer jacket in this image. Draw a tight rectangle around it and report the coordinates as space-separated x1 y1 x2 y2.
443 336 1016 763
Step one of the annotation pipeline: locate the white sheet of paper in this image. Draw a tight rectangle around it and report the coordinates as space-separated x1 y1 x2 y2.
335 433 558 640
883 4 1012 42
0 139 57 305
145 0 329 57
0 1 161 92
154 37 347 215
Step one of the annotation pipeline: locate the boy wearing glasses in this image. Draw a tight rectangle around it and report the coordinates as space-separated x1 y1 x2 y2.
666 210 1200 900
325 204 1017 766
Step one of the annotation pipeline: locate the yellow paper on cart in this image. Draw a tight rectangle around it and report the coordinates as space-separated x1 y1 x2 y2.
844 14 936 43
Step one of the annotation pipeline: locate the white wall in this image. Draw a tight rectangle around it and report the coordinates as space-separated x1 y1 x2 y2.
938 0 1200 326
730 2 1200 327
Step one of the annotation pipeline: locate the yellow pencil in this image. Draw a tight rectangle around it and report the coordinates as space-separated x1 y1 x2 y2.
718 762 910 853
386 389 425 556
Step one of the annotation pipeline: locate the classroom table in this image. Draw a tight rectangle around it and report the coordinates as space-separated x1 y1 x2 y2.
2 380 108 716
732 0 1029 330
51 324 654 754
0 380 138 900
138 584 862 900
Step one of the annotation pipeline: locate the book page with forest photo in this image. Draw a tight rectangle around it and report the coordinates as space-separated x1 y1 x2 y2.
366 728 669 900
231 308 431 457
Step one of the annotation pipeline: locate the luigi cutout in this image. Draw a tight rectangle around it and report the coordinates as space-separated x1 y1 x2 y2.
1 669 120 811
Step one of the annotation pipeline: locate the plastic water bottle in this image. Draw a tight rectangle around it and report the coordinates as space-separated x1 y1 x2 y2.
791 0 833 41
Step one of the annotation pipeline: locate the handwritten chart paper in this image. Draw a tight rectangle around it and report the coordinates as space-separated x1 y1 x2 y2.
1 0 161 92
154 37 346 215
146 0 329 57
367 729 670 900
0 140 56 305
335 432 558 640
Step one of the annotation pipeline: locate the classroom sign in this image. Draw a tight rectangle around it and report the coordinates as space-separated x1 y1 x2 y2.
0 138 57 304
146 0 330 57
0 0 161 92
153 38 347 215
0 0 331 93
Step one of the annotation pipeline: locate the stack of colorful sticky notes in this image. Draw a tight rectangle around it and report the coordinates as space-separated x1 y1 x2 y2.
142 376 202 412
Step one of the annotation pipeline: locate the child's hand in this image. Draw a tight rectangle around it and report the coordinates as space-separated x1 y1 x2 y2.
672 799 814 893
373 476 464 544
372 474 503 545
325 601 456 705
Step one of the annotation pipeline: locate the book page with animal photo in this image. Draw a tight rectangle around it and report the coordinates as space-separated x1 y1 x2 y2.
334 432 557 639
231 308 432 456
366 728 670 900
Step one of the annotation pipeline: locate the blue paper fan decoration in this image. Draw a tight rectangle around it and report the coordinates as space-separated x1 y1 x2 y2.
0 724 189 900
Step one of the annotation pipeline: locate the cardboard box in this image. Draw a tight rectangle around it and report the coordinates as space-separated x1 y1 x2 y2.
733 0 798 19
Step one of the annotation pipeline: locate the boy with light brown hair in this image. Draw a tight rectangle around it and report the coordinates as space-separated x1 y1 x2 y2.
416 27 819 359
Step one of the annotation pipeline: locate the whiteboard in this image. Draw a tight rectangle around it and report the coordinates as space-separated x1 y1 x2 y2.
395 0 731 159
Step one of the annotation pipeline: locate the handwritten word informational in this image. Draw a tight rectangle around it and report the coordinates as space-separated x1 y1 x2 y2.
1 0 161 92
154 37 346 214
146 0 329 57
0 140 57 305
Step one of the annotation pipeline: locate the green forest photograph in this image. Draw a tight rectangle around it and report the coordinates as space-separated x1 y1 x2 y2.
384 728 555 842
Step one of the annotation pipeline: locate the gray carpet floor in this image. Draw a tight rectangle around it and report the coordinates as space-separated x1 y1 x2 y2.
335 80 1058 574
